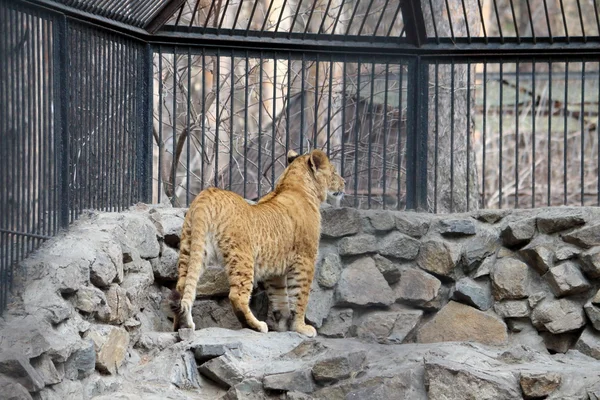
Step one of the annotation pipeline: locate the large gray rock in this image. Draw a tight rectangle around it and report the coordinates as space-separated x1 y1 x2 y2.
117 213 161 259
473 209 510 224
490 258 530 300
462 233 499 273
493 300 530 318
537 210 585 234
518 243 554 274
519 372 561 399
263 369 315 393
0 352 44 392
321 208 361 238
74 285 110 318
84 325 130 375
199 353 244 389
30 354 62 386
36 379 84 400
311 351 365 384
544 261 590 297
151 245 179 281
395 213 430 238
372 254 401 284
424 358 520 400
354 309 422 344
575 327 600 360
438 219 476 237
306 280 334 328
394 268 442 310
150 207 185 248
452 278 493 311
318 308 353 338
196 265 230 297
417 240 457 279
531 298 586 334
364 210 396 232
22 280 73 325
562 223 600 249
500 218 536 248
378 232 420 260
417 301 508 345
100 284 133 325
541 331 580 354
192 298 243 330
335 257 395 307
338 234 377 256
586 302 600 331
64 340 96 380
580 247 600 278
317 254 342 289
0 374 32 400
120 259 155 309
89 236 124 288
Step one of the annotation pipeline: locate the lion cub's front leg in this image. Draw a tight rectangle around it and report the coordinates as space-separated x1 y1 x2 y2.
287 258 317 338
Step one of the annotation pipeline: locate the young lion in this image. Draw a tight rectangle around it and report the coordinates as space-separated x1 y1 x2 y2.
170 149 345 337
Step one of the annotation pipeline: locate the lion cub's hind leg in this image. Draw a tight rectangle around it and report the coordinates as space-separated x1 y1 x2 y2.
226 252 269 333
265 275 291 332
287 258 317 337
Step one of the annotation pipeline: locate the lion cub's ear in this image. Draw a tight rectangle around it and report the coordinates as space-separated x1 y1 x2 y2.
308 149 328 173
287 150 300 165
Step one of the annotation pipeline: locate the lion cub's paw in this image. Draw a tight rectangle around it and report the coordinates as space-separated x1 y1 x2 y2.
296 324 317 338
256 321 269 333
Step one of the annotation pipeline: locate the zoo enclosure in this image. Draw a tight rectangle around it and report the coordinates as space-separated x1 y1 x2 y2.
1 0 600 312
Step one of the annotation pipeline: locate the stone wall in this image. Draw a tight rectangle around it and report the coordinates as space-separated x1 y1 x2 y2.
1 204 600 399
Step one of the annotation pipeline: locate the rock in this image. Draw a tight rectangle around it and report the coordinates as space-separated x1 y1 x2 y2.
528 292 547 309
74 285 109 317
30 354 61 386
574 327 600 360
197 266 230 297
490 258 530 300
417 240 456 279
378 232 420 260
473 255 494 279
335 257 394 307
306 280 334 328
417 301 508 345
438 219 476 237
263 369 315 393
493 300 530 318
541 331 580 353
0 374 32 400
452 278 493 311
593 289 600 305
318 308 353 338
321 208 361 238
365 210 396 231
155 208 185 248
192 342 243 363
121 260 155 308
394 268 442 310
518 243 554 274
136 332 178 352
372 255 401 284
85 325 130 375
90 238 123 288
22 281 73 324
224 378 266 400
562 223 600 249
338 234 377 256
178 328 194 341
64 340 96 380
500 218 536 248
519 372 561 399
311 352 365 384
462 233 499 272
473 209 510 224
0 352 44 392
36 379 83 400
355 309 422 344
199 353 244 389
580 248 600 278
531 298 586 334
171 351 204 390
119 213 161 259
100 284 133 325
81 374 122 399
555 244 580 261
151 246 179 281
544 261 590 297
395 213 430 238
424 358 520 399
317 254 342 289
537 210 585 234
192 299 243 330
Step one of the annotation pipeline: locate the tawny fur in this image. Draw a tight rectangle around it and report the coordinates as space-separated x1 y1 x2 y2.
170 149 344 337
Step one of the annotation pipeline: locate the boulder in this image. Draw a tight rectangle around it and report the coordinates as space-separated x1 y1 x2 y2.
321 208 361 238
500 218 536 248
537 210 585 234
438 219 476 237
120 259 155 308
36 379 84 400
311 351 365 384
22 280 73 325
364 210 396 232
317 254 342 289
74 285 110 317
555 244 580 261
544 261 590 297
372 254 401 284
519 372 561 399
574 327 600 360
562 223 600 249
518 243 554 274
89 236 123 288
378 232 420 260
196 266 230 297
199 353 244 389
338 234 377 256
473 209 510 224
100 284 133 325
151 246 179 281
395 213 430 238
531 299 586 334
0 374 32 400
541 331 580 354
462 233 499 273
63 340 96 380
593 289 600 305
0 352 44 392
417 240 457 279
30 354 62 386
335 257 395 307
136 332 179 352
493 300 530 318
417 301 508 345
394 268 442 310
84 325 130 375
263 369 315 393
306 280 334 328
580 248 600 278
192 299 243 331
354 309 422 344
490 258 530 300
452 277 493 311
318 308 353 338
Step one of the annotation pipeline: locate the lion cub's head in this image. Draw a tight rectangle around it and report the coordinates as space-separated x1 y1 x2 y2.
287 149 345 203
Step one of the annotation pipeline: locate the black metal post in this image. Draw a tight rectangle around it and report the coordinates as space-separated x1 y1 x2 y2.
140 43 153 203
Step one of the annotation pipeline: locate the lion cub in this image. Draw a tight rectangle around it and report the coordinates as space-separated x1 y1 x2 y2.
170 149 345 337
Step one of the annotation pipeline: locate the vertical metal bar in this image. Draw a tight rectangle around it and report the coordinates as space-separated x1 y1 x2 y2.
558 0 569 41
492 0 504 43
341 57 347 178
286 53 291 155
274 0 289 35
542 0 553 43
108 32 115 211
271 53 276 189
332 0 346 35
327 57 333 157
303 0 319 37
580 62 585 205
219 0 233 29
215 49 220 186
55 15 69 228
33 10 41 244
357 0 374 36
143 43 153 203
186 49 191 205
526 0 535 42
564 62 568 204
300 54 305 153
345 0 361 36
318 0 335 34
26 11 33 255
313 55 319 146
258 52 263 198
466 60 471 210
548 62 552 205
229 51 234 189
514 62 519 207
444 0 455 42
477 0 487 43
245 0 260 35
434 61 439 212
260 0 276 32
243 52 249 198
508 0 520 42
114 34 122 210
482 62 487 210
232 0 244 31
354 60 361 207
289 0 304 37
450 61 455 211
576 0 585 41
158 46 163 203
531 61 536 207
372 0 390 38
172 50 178 203
397 63 403 210
367 62 375 208
382 63 389 209
460 0 471 42
499 62 503 208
